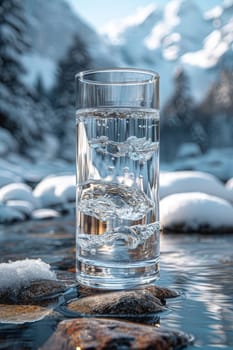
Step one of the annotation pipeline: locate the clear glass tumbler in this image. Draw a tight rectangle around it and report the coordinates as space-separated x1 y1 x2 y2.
75 68 160 289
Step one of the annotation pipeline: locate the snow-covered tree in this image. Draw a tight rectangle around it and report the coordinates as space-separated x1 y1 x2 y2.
51 35 93 161
0 0 29 90
200 68 233 117
0 0 29 133
0 0 58 157
162 68 207 158
163 68 194 128
197 67 233 148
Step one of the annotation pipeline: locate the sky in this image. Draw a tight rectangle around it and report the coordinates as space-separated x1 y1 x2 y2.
67 0 223 32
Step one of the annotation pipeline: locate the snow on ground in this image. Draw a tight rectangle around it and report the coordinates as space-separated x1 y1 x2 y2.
0 148 232 229
33 175 75 207
0 259 56 292
32 209 60 220
5 200 34 218
0 175 75 224
0 151 74 184
0 158 75 224
160 192 233 232
160 171 232 201
166 147 233 181
0 183 37 207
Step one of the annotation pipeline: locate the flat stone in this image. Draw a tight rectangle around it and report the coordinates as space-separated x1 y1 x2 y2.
40 318 192 350
67 289 166 316
0 304 53 324
78 284 179 301
146 285 179 301
0 279 68 305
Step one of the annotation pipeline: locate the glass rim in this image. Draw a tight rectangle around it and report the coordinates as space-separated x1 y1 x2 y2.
75 67 160 86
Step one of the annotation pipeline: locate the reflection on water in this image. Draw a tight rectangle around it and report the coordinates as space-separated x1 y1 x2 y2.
0 218 233 349
159 233 233 349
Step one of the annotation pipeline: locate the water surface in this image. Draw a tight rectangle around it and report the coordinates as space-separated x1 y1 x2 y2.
0 217 232 349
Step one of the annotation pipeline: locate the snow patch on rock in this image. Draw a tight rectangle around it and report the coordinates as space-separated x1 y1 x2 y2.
33 175 75 207
160 171 231 201
160 192 233 231
0 259 56 292
0 183 37 207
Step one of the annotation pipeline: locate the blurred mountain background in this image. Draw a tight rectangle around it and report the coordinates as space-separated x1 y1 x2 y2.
0 0 233 171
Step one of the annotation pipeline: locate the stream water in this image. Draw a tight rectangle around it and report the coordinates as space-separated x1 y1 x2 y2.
0 215 232 349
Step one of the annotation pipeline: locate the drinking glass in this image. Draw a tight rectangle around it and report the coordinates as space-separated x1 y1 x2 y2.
75 68 160 289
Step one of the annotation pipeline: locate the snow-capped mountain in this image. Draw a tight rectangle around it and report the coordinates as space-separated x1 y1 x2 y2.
22 0 233 106
22 0 117 89
102 0 233 106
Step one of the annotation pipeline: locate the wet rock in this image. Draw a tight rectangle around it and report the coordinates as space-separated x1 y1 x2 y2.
78 284 179 300
146 285 179 301
0 304 53 324
0 279 68 305
40 318 192 350
67 289 166 316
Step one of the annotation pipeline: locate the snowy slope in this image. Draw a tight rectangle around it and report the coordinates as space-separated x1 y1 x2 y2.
22 0 233 104
22 0 117 89
102 0 233 106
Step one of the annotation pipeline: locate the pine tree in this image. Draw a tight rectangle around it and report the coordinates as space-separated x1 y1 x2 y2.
0 0 29 92
162 68 207 158
200 68 233 117
51 35 93 161
0 0 57 157
197 67 233 148
163 68 194 128
0 0 30 132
